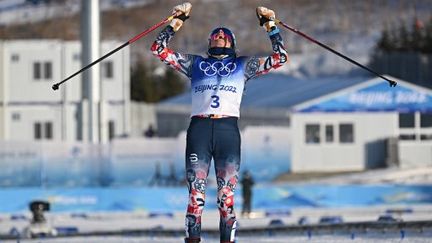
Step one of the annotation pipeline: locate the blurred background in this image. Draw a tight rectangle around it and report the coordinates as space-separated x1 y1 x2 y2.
0 0 432 241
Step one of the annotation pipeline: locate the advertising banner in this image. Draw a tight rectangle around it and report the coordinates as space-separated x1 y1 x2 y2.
1 184 432 213
297 81 432 112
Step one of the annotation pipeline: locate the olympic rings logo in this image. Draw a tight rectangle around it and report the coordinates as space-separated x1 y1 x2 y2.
199 61 237 77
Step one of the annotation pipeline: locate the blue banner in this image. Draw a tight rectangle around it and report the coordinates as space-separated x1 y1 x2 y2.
1 184 432 213
297 81 432 112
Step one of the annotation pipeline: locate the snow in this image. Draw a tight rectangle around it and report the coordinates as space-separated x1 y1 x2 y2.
0 0 25 9
1 0 429 81
2 234 432 243
0 0 154 26
287 166 432 185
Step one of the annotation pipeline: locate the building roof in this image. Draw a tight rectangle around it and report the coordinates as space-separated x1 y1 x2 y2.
160 73 370 110
294 76 432 113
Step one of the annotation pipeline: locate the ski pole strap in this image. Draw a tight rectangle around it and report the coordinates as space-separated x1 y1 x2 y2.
175 13 189 21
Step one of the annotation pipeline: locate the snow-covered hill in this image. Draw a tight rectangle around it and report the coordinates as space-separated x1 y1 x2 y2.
0 0 430 77
0 0 154 26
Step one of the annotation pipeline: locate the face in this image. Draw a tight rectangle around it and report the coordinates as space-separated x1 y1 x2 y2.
209 29 232 48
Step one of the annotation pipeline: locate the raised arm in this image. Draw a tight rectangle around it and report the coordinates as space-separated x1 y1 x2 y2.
244 7 289 80
151 2 195 79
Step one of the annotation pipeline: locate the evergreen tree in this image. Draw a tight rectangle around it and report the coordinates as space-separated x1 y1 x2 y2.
376 27 394 52
425 17 432 53
374 17 432 53
130 61 185 102
369 16 432 88
396 22 410 51
131 61 158 102
158 68 186 100
411 18 425 51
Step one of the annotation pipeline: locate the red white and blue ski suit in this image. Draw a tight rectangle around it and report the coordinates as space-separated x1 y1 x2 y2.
151 24 288 242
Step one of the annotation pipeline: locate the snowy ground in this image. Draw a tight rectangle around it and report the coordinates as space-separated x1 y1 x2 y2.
2 206 432 234
2 169 432 242
282 166 432 185
2 234 432 243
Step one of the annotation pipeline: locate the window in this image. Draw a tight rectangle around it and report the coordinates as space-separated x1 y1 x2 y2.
34 121 53 140
400 134 416 140
420 134 432 140
399 113 415 128
11 54 19 62
33 61 53 80
44 62 52 79
73 53 80 61
33 62 41 80
325 125 334 143
420 114 432 128
305 124 320 144
103 61 114 79
399 112 432 141
45 122 53 139
108 120 115 140
34 123 42 140
339 123 354 143
11 113 21 121
399 113 416 141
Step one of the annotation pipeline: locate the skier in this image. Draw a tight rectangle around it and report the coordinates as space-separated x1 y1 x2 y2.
151 2 288 243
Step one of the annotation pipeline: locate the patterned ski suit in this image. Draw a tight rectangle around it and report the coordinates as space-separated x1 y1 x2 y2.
151 25 288 242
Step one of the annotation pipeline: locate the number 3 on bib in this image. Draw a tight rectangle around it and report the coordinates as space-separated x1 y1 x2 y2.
211 95 220 108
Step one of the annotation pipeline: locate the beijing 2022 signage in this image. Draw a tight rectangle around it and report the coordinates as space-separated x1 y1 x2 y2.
298 81 432 113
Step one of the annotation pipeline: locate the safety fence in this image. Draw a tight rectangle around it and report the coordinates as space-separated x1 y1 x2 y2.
0 126 291 187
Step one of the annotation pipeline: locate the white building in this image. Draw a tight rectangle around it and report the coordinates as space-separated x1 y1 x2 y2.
0 39 130 142
158 74 432 171
292 76 432 172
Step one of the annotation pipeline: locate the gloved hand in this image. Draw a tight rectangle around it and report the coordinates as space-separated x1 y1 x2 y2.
170 2 192 32
256 6 276 32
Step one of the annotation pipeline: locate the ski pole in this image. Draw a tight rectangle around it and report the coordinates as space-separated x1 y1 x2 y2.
274 18 397 87
52 14 176 91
